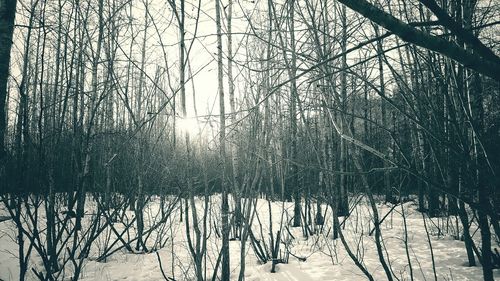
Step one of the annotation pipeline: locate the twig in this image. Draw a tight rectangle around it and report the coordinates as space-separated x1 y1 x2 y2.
156 251 175 281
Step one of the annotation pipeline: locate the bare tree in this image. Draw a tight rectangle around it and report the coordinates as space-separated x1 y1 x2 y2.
215 0 230 278
0 0 18 184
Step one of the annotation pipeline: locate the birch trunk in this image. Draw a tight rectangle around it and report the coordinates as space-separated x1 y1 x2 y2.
215 0 230 278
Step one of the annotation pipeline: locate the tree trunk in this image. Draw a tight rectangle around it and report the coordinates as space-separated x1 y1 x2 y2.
373 25 392 203
286 0 301 228
0 0 18 183
227 0 242 240
338 4 349 216
215 0 230 278
336 0 500 80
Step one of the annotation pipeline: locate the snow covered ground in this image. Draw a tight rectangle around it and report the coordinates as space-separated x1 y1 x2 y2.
0 195 498 280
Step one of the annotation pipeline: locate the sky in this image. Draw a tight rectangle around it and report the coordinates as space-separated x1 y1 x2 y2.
6 0 399 141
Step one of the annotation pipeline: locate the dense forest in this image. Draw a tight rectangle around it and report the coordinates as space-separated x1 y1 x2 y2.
0 0 499 280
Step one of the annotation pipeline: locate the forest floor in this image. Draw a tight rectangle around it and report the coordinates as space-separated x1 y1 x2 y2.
0 196 498 280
